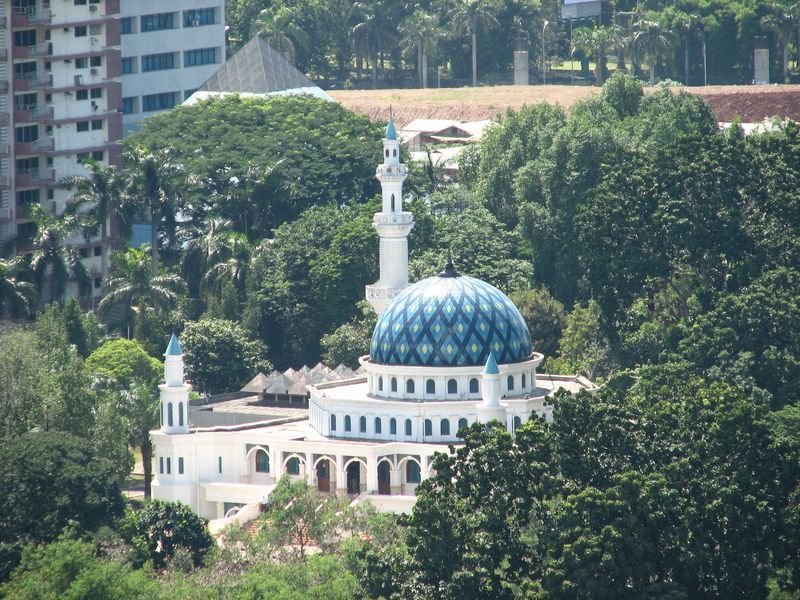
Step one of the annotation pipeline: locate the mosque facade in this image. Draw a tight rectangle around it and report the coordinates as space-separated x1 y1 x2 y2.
150 118 596 519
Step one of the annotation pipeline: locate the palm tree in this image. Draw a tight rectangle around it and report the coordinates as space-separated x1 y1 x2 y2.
98 247 185 339
572 25 622 85
181 216 235 299
61 159 127 279
762 2 799 83
254 6 311 65
121 381 160 499
399 9 441 88
121 146 186 276
28 203 91 305
202 232 251 301
350 1 398 87
633 20 674 85
448 0 499 87
0 256 35 318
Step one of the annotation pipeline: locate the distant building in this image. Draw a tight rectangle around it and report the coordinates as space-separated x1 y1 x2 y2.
120 0 226 133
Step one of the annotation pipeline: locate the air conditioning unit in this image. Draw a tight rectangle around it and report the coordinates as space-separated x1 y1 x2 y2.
90 68 98 75
74 74 83 85
89 5 97 12
90 37 99 45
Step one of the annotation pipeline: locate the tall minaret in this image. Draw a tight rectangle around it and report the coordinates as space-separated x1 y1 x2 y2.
160 333 191 434
365 111 415 315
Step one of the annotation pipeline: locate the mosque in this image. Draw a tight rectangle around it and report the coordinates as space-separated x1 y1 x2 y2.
151 117 596 519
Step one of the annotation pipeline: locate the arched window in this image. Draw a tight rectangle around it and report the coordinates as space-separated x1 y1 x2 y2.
390 418 397 435
375 417 382 434
522 374 526 389
406 379 415 394
458 417 468 432
406 461 421 483
447 379 457 394
426 379 435 394
360 416 367 433
167 403 173 426
507 375 514 391
440 419 450 436
405 419 412 436
345 415 352 432
255 450 269 473
390 193 395 211
385 148 389 157
513 416 522 431
393 148 397 157
178 402 184 426
391 377 398 392
287 457 300 475
378 376 383 392
469 378 479 394
330 415 337 431
424 419 432 436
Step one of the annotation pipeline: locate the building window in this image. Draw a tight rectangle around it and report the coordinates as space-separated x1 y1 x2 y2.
75 57 88 69
507 375 514 391
159 457 163 474
424 419 432 437
141 52 175 72
91 151 104 162
513 416 522 431
218 456 222 473
167 402 173 426
522 374 526 389
142 92 177 112
458 417 468 432
426 379 435 394
93 246 102 257
90 88 102 99
286 457 300 475
166 457 171 474
183 8 215 27
375 417 382 434
378 376 383 392
141 12 175 32
406 379 414 394
440 419 450 436
76 121 89 132
447 379 457 394
76 153 90 164
121 17 133 34
406 461 421 484
79 247 89 258
359 416 366 433
390 377 397 393
178 402 183 426
469 378 479 394
184 89 197 100
75 26 87 37
13 30 36 47
184 47 217 67
390 418 397 435
75 0 87 5
15 125 38 143
178 457 184 474
405 419 412 436
121 57 135 74
76 89 89 100
330 415 336 431
122 97 136 114
93 277 102 289
91 119 103 130
344 415 351 432
16 189 39 206
90 56 101 67
255 450 269 473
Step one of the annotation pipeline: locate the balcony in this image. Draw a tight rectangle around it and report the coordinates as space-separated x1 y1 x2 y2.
0 16 7 29
15 167 54 186
0 112 9 126
0 208 10 222
12 42 50 59
0 49 7 62
16 137 54 154
14 72 53 91
0 144 10 158
12 5 52 26
14 104 53 123
0 176 10 190
0 81 8 94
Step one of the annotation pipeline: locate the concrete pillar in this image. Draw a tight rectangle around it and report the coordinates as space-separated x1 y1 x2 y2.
271 450 282 481
366 456 379 493
754 48 769 85
305 452 314 485
514 50 529 85
390 467 401 496
336 454 347 496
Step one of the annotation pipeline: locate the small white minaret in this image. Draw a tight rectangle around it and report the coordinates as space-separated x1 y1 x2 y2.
477 352 507 424
160 333 191 434
365 111 415 315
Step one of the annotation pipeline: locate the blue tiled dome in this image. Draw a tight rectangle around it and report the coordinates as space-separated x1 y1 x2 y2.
370 270 532 367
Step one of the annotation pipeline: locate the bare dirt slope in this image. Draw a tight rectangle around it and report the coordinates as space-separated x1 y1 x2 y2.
330 84 800 126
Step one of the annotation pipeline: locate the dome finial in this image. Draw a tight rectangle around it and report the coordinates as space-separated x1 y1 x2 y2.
438 249 459 278
386 106 397 140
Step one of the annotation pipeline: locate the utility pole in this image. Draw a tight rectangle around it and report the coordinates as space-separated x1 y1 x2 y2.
542 20 550 84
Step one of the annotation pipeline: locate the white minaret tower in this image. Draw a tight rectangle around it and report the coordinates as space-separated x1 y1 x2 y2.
477 351 507 424
365 111 415 315
160 333 191 434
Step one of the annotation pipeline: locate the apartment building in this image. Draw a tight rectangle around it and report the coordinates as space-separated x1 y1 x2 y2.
120 1 225 133
0 0 123 303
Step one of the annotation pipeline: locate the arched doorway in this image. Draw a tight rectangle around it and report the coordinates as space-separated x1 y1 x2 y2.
346 461 361 495
316 459 331 493
377 461 391 495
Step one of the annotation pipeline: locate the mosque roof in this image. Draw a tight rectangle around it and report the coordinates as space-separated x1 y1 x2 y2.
370 266 532 367
386 114 397 140
165 333 182 356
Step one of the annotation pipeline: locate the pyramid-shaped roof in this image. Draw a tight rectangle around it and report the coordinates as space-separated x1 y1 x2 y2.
199 35 323 96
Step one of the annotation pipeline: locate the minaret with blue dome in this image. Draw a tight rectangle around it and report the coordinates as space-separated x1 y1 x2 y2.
160 333 191 434
366 110 415 315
